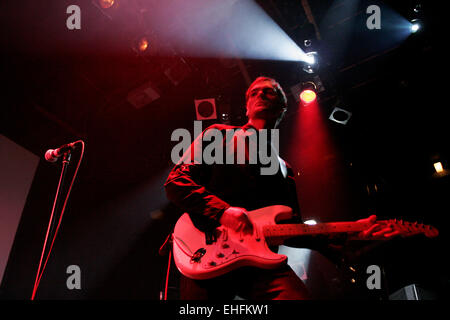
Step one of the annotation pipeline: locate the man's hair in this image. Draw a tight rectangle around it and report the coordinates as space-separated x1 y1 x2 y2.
245 76 288 109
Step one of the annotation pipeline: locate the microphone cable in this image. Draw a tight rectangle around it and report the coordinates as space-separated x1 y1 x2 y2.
31 140 85 300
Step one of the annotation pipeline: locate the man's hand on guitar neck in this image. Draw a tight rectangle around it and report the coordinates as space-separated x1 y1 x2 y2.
335 215 403 265
356 215 401 240
219 206 254 234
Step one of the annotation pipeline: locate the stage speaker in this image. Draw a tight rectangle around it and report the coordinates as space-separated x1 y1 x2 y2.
329 107 352 125
389 284 437 300
195 98 217 121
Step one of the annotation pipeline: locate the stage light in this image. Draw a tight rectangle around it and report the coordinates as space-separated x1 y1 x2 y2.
411 23 420 33
300 89 316 104
137 37 149 52
433 162 443 173
304 52 317 65
302 51 318 74
291 76 325 104
329 107 352 125
132 34 156 55
92 0 120 20
220 112 230 123
299 81 317 105
141 0 310 62
413 4 422 13
98 0 115 9
410 19 421 33
304 39 312 48
432 160 448 178
304 219 317 225
303 65 314 74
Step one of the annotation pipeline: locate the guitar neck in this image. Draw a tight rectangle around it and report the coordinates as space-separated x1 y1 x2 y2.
263 221 370 242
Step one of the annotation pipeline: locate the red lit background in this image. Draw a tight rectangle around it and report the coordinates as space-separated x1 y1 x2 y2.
286 98 353 222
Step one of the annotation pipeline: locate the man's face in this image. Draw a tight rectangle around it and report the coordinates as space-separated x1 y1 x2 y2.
246 80 284 121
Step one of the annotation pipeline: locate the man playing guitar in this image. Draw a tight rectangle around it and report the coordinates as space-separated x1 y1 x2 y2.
164 77 406 300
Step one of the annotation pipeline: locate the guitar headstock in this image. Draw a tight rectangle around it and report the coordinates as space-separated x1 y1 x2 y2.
377 219 439 238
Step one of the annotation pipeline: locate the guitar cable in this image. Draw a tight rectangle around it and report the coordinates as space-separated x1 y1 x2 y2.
164 250 172 300
159 233 173 300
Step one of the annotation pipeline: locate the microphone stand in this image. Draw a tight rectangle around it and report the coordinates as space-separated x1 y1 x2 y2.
31 151 72 300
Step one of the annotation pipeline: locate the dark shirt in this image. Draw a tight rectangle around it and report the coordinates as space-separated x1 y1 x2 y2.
165 122 345 265
164 123 302 227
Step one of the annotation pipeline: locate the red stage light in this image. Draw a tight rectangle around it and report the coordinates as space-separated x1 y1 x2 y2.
99 0 115 9
299 89 316 104
137 37 149 52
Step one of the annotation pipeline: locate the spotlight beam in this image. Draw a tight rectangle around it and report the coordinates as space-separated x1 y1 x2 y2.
142 0 309 62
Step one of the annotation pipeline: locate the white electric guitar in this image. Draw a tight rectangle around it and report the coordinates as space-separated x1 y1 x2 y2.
172 205 439 280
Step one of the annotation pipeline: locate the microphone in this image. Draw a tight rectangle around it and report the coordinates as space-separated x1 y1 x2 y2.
44 141 79 162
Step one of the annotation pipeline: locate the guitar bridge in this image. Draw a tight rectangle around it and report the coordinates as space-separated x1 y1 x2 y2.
190 248 206 263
